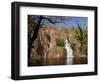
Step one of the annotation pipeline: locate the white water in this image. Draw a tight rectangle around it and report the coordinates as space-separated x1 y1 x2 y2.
65 39 74 65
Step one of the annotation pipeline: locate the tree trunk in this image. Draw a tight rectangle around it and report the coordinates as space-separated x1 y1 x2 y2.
28 16 42 65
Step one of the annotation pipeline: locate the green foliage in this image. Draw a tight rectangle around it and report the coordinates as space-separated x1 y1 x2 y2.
74 24 87 55
62 27 69 34
56 37 64 47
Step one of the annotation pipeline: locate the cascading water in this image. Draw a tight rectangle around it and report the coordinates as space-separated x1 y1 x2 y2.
65 39 74 65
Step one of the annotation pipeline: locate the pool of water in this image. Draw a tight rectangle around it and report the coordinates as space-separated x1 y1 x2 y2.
29 57 87 66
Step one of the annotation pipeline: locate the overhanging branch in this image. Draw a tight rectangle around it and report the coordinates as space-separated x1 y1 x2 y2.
42 16 67 25
42 16 55 24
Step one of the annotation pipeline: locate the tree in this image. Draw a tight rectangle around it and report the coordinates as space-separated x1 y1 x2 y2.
28 15 67 63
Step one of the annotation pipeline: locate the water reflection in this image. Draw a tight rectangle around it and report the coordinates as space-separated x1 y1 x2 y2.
66 57 73 65
29 57 87 66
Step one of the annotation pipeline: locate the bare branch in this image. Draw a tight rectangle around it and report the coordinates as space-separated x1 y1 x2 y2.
42 16 55 24
42 16 67 25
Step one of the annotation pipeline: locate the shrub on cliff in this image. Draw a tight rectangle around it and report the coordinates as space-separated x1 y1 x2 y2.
56 37 64 47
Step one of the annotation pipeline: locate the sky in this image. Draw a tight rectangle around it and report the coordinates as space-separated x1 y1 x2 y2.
56 17 88 28
31 15 88 28
41 16 88 28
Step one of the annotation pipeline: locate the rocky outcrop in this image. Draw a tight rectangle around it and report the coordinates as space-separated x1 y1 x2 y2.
29 25 67 65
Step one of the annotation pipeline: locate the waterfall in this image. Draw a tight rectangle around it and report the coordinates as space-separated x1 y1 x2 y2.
65 39 74 65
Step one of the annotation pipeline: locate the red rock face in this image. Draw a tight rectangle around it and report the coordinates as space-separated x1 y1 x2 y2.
30 25 67 61
50 30 56 48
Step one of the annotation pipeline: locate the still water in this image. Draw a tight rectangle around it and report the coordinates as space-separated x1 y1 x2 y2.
29 57 87 66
